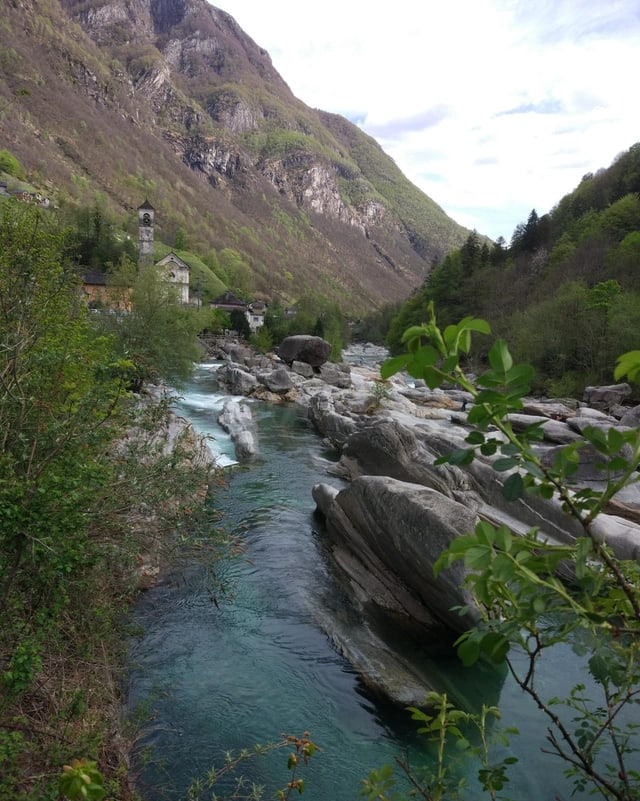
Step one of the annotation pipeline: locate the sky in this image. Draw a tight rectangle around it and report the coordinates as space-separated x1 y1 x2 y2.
210 0 639 242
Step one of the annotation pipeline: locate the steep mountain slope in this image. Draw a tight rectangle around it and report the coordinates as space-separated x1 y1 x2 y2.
0 0 469 313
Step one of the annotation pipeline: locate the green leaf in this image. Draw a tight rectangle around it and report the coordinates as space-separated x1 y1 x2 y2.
607 456 630 471
552 444 581 475
614 350 640 383
533 596 546 614
606 427 625 452
480 632 510 663
457 636 481 667
492 552 515 582
504 363 535 387
494 525 513 552
480 439 499 456
465 545 493 570
400 325 430 344
583 426 608 452
423 366 446 389
457 328 472 354
488 339 513 375
447 448 475 465
412 345 440 372
475 521 497 545
380 354 411 379
503 472 524 501
493 457 519 472
458 316 492 335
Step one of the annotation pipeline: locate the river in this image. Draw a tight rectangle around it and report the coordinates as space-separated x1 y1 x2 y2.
126 361 589 801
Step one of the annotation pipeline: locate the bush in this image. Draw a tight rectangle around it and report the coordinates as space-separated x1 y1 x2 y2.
0 148 25 178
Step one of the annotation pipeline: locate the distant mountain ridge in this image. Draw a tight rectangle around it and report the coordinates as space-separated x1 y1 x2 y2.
0 0 470 312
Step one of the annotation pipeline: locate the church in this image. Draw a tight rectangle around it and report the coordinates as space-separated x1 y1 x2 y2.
137 199 190 304
82 200 191 307
82 202 265 331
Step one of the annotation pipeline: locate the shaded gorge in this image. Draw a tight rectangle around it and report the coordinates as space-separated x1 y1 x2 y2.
127 363 587 801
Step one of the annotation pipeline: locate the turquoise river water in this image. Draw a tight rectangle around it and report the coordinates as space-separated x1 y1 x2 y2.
126 363 591 801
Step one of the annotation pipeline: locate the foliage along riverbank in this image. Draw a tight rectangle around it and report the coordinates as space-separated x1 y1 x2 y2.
0 201 225 800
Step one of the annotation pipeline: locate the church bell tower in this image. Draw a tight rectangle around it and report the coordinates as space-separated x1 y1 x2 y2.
138 199 154 266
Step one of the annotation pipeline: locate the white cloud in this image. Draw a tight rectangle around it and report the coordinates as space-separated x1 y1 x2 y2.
213 0 640 240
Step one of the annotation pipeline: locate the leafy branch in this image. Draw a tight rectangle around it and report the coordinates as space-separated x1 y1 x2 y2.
380 302 640 800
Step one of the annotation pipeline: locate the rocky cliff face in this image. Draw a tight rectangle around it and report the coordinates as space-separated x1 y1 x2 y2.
2 0 469 311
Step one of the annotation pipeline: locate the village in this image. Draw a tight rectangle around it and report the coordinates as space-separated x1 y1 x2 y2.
79 199 269 335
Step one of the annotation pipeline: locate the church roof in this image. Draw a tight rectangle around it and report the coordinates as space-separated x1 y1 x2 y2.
137 198 154 210
155 251 189 270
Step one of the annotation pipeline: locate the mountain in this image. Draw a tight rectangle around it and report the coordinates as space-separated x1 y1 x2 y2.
0 0 470 313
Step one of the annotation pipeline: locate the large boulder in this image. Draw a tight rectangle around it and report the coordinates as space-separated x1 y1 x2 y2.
316 362 352 388
277 335 332 367
315 475 480 639
619 404 640 428
583 383 632 412
258 365 295 394
334 417 605 550
217 399 258 461
336 418 475 498
307 391 359 447
216 364 258 396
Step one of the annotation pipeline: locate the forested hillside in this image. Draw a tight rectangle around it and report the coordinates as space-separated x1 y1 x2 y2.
385 142 640 398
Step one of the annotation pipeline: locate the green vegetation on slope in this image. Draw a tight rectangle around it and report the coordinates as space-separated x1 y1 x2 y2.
385 143 640 398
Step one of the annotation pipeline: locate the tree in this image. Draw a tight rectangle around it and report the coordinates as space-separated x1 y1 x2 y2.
460 230 481 273
599 194 640 241
102 260 206 387
377 305 640 800
219 247 253 297
263 301 290 345
0 201 128 703
229 307 251 339
511 209 542 253
489 237 507 266
283 294 348 360
0 200 218 800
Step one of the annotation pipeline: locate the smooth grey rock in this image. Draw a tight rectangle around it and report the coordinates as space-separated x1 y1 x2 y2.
217 364 258 395
506 413 583 444
620 404 640 427
311 482 339 516
307 391 358 447
583 383 632 412
568 412 621 433
317 475 480 638
540 442 629 484
217 399 258 461
225 343 253 365
277 334 332 367
317 361 352 388
337 418 475 499
591 513 640 560
520 400 576 419
291 359 314 378
259 366 294 393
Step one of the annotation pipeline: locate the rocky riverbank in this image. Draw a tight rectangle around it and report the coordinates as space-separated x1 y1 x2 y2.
206 337 640 706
